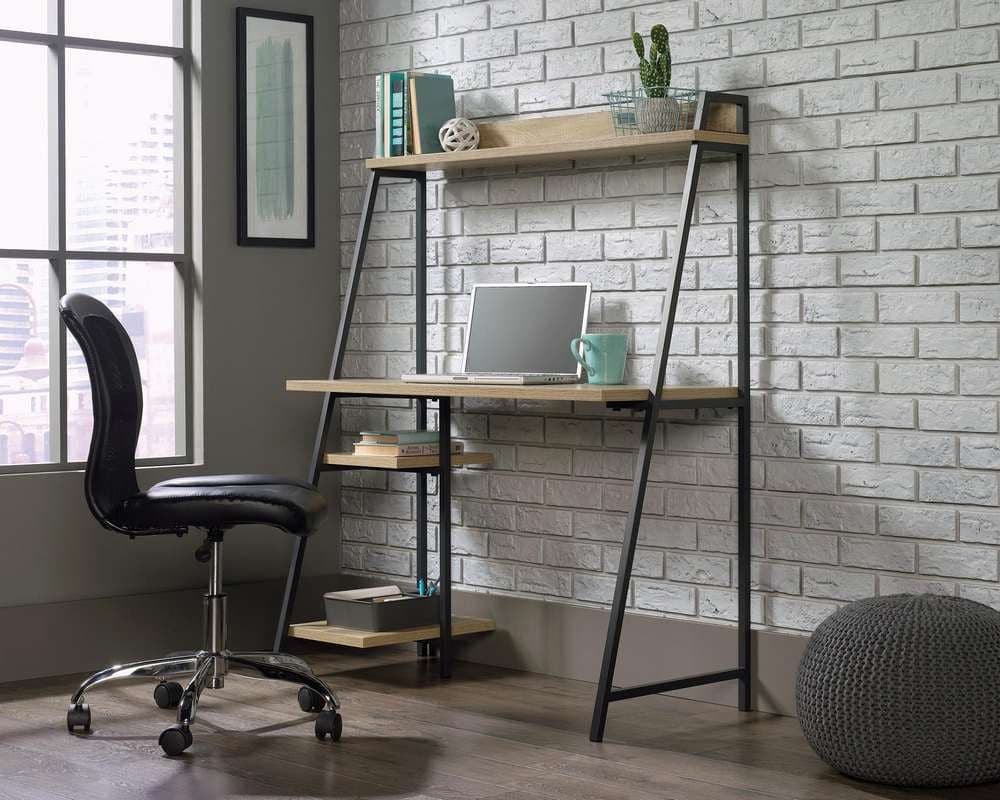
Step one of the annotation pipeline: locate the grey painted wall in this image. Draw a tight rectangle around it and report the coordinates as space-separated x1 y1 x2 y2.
1 0 341 678
337 1 1000 639
196 0 342 589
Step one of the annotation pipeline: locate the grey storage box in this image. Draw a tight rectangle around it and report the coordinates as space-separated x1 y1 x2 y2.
324 586 439 632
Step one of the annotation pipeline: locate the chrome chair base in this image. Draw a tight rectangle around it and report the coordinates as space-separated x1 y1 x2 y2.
67 647 342 755
66 534 342 755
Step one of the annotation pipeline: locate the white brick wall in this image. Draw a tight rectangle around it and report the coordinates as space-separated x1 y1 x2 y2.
338 0 1000 634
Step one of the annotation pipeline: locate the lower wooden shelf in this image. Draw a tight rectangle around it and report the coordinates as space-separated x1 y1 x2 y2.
324 451 494 470
288 616 496 649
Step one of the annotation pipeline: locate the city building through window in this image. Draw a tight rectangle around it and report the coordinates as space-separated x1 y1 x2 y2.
0 1 190 469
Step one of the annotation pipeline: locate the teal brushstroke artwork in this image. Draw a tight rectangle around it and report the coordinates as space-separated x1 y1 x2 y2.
254 36 294 220
237 10 313 245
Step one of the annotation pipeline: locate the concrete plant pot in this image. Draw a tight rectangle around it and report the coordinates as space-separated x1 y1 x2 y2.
636 95 681 134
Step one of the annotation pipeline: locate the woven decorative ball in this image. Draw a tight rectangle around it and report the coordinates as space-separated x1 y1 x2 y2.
438 117 480 152
796 594 1000 787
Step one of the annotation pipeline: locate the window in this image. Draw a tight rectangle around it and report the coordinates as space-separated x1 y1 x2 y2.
0 2 190 470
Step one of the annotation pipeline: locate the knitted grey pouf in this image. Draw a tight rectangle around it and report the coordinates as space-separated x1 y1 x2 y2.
796 594 1000 787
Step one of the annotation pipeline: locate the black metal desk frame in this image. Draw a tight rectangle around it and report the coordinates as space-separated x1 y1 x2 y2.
272 90 752 737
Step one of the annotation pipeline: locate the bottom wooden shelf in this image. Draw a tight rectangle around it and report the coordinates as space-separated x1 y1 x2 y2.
287 616 496 649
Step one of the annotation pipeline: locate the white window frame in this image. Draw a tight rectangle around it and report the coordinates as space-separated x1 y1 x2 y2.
0 0 193 473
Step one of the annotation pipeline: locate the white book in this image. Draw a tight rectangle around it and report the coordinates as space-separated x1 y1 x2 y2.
374 74 383 157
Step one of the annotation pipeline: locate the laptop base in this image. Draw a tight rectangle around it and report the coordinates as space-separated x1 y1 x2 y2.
401 374 578 386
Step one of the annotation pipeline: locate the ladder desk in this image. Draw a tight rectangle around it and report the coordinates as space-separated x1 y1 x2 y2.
275 91 752 743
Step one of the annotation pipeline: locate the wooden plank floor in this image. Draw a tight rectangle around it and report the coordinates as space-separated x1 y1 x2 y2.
0 647 994 800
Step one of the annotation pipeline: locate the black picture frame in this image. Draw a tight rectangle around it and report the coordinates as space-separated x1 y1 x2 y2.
236 8 315 247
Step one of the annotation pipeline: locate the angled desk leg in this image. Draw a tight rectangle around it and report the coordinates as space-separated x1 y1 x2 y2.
414 174 431 658
589 401 658 741
736 142 752 711
273 170 382 652
590 140 704 742
437 397 453 678
416 431 430 660
590 93 753 740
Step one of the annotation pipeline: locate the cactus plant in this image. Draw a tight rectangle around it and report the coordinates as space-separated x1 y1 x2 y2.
632 24 671 98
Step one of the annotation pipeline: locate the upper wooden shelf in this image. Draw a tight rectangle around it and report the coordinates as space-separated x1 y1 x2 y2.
365 108 747 172
287 378 739 403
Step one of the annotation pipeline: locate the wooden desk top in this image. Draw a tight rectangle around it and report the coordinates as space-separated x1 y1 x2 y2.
287 378 739 403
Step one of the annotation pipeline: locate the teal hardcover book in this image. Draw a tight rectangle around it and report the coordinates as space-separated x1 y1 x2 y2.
408 73 455 155
389 70 406 157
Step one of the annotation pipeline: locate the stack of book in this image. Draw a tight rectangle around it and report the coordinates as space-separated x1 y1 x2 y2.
374 71 455 158
353 430 463 459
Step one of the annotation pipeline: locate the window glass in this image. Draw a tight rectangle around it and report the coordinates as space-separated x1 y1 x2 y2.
0 260 53 465
66 0 176 46
0 3 51 33
0 43 52 250
0 3 188 471
66 49 178 253
66 261 179 460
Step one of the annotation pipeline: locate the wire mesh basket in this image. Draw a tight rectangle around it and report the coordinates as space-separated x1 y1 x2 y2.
604 86 699 136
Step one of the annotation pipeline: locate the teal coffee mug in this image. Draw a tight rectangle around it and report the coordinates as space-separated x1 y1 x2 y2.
571 333 628 385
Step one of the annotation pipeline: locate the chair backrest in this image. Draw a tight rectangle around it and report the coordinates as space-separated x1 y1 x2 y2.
59 293 143 532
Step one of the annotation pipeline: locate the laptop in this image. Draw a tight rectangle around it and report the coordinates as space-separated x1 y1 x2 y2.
402 282 592 385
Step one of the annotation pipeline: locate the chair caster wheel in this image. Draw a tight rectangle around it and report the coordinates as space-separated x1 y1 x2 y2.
315 711 342 741
67 703 91 733
298 687 325 713
159 724 193 756
154 681 184 709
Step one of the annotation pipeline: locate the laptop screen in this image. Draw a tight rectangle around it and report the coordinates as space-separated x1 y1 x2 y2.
463 284 590 375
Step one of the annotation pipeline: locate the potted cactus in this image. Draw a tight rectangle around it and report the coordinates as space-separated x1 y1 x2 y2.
632 24 676 133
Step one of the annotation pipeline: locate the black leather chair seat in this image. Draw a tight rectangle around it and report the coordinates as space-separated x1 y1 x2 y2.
121 474 327 536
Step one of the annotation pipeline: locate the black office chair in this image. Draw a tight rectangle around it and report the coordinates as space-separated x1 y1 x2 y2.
60 293 341 756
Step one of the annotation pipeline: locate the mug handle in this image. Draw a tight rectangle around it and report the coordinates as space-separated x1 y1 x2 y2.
570 337 595 377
